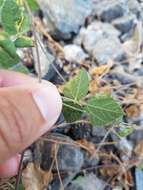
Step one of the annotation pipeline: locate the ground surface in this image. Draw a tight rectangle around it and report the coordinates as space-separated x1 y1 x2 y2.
1 0 143 190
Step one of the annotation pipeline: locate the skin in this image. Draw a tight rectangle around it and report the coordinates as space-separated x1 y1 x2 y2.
0 70 62 177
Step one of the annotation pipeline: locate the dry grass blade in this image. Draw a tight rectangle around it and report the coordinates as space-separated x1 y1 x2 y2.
0 177 15 190
54 144 65 190
15 151 25 190
24 0 42 83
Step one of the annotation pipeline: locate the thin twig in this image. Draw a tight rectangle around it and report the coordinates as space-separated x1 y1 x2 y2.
15 151 25 190
92 126 113 157
36 36 66 82
24 0 42 83
54 144 64 190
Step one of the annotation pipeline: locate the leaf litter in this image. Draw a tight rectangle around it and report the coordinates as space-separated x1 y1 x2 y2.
1 1 143 190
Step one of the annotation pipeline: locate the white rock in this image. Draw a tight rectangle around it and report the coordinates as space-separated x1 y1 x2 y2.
64 45 88 63
93 37 125 64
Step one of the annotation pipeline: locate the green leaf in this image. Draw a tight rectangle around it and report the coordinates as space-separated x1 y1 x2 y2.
84 94 124 126
63 101 83 122
10 63 29 74
17 14 31 34
0 32 17 56
0 0 4 24
118 127 134 138
64 69 89 101
1 0 22 35
0 32 20 68
27 0 40 11
15 36 34 48
0 0 3 7
0 47 19 68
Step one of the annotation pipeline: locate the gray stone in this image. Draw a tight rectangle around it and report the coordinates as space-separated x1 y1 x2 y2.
93 0 129 22
105 71 136 85
76 21 125 64
128 129 143 145
93 37 125 64
65 174 106 190
92 126 107 137
84 153 99 168
77 21 121 55
38 0 93 40
128 0 143 19
57 143 84 172
118 138 133 161
64 45 88 63
135 168 143 190
111 133 133 161
112 15 136 34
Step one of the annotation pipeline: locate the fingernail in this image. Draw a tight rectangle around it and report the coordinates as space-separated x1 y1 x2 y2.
32 83 62 128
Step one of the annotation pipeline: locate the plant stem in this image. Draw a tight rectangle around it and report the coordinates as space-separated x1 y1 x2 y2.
24 0 42 83
15 151 25 190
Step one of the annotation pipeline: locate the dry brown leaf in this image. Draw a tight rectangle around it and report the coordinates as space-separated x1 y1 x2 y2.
134 140 143 158
125 105 140 118
99 86 111 94
89 80 111 94
89 80 99 93
123 170 134 187
22 163 53 190
90 60 112 77
76 139 96 155
100 165 119 177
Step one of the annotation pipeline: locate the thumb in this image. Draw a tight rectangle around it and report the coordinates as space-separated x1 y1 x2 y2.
0 82 62 164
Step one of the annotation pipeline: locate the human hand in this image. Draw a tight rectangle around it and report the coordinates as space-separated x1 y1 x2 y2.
0 70 62 177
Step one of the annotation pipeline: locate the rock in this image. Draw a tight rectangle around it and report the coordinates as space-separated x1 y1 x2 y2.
38 0 93 40
105 71 135 85
128 129 143 145
118 138 133 161
91 126 107 137
93 0 129 22
33 40 61 80
76 22 126 65
112 15 136 34
48 173 77 190
77 21 120 53
40 142 53 171
65 174 106 190
111 133 133 161
68 123 91 140
39 135 84 172
122 38 138 56
93 37 125 64
76 21 123 63
83 152 99 168
64 45 88 63
128 0 143 19
135 168 143 190
57 141 84 172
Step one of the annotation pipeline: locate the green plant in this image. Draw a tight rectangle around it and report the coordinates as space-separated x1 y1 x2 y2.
0 0 124 127
63 69 124 126
0 0 39 72
0 1 125 190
